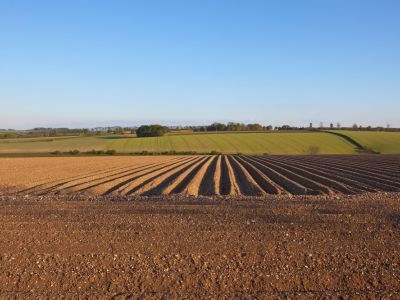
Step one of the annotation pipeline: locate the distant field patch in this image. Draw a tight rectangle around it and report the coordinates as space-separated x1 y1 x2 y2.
0 136 107 153
0 132 358 155
333 131 400 154
106 132 356 155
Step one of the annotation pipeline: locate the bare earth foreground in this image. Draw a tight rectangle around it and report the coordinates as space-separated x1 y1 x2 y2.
0 156 400 298
0 194 399 298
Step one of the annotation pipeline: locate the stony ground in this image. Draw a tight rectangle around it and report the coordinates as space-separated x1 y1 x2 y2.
0 193 399 298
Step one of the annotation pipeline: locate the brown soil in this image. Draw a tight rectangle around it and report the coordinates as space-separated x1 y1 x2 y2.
1 155 400 297
0 193 399 298
2 154 400 197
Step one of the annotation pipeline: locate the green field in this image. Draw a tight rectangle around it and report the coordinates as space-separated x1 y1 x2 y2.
0 132 357 155
332 131 400 154
0 136 107 154
3 131 399 155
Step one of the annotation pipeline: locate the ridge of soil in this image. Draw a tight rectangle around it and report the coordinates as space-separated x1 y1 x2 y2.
2 155 400 197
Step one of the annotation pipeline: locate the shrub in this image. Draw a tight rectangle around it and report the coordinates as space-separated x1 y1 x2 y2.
86 149 97 155
106 149 116 155
69 149 80 155
210 150 221 155
360 146 379 154
181 151 197 155
136 125 168 137
161 150 178 155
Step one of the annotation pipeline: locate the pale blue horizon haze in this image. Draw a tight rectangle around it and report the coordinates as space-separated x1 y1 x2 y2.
1 0 399 129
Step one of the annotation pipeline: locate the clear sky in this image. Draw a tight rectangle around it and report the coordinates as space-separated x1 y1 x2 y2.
1 0 399 129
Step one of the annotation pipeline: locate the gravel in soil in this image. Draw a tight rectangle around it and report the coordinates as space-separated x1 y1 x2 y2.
0 193 399 298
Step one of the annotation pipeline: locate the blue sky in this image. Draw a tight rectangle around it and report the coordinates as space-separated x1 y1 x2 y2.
1 0 399 129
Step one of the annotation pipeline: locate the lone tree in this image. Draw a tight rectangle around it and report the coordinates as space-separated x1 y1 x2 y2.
136 125 168 137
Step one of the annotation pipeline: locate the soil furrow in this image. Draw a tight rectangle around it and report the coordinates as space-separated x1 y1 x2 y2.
272 156 377 193
22 165 134 194
252 156 332 195
198 156 219 196
241 156 308 195
309 156 400 178
168 156 213 195
80 157 190 195
281 156 400 192
128 157 204 195
297 156 400 178
142 157 208 196
36 164 152 195
219 155 231 195
116 156 200 195
224 156 241 195
228 156 265 196
262 156 358 194
110 157 199 195
213 155 222 195
178 156 216 196
2 155 400 197
234 156 282 194
50 157 182 195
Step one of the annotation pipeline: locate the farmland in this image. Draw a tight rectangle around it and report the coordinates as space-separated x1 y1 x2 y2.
1 133 399 298
0 132 357 155
331 130 400 154
1 155 400 297
0 136 107 154
107 132 356 154
2 154 400 197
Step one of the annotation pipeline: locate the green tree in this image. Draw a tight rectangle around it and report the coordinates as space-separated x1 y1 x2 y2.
247 123 263 131
136 125 168 137
264 125 273 131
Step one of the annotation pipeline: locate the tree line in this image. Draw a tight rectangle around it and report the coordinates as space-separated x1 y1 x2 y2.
192 122 273 132
1 122 399 140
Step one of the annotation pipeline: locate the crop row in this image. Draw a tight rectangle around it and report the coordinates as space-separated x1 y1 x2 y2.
19 155 400 196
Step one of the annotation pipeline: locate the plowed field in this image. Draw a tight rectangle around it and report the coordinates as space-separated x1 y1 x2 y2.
1 156 400 298
1 155 400 196
1 193 400 298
